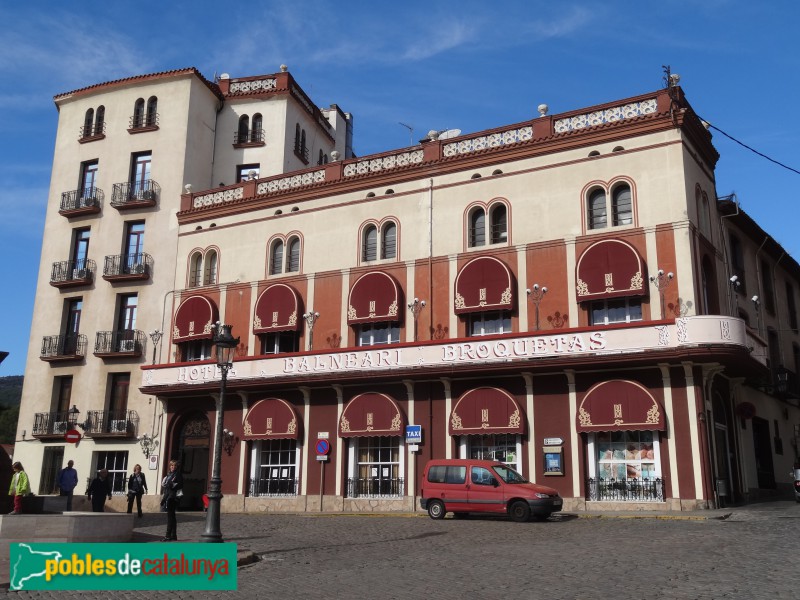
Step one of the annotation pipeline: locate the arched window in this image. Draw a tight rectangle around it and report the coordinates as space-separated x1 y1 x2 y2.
469 208 486 247
587 189 607 229
238 115 250 144
189 252 203 288
270 240 284 275
697 189 711 238
251 113 262 142
204 250 218 285
612 185 632 226
294 124 300 151
318 149 324 165
146 96 157 126
381 222 397 259
83 108 94 137
133 98 145 128
286 237 300 272
701 255 719 314
94 106 105 136
362 225 378 262
489 204 507 244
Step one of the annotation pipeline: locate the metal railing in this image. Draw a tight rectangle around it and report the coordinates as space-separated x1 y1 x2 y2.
83 409 139 436
294 143 309 164
111 180 160 206
346 477 404 498
50 258 96 284
234 128 265 144
249 477 299 497
40 334 87 359
586 477 664 502
60 188 104 212
103 253 153 277
32 411 81 436
94 330 146 355
129 112 159 129
79 122 106 139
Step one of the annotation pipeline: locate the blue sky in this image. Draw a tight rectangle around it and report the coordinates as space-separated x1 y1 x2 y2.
0 1 798 376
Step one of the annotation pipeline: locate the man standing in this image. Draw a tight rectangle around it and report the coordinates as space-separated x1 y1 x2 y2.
87 469 112 512
57 460 78 511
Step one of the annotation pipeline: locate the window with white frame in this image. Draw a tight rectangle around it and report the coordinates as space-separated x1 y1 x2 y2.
468 311 511 336
590 298 642 325
356 322 400 346
94 450 129 494
348 436 403 497
250 438 298 496
587 184 633 230
460 434 521 472
589 430 661 485
182 339 212 362
260 331 299 355
189 249 217 287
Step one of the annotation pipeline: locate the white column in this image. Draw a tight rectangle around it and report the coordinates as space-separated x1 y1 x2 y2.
338 270 349 349
333 384 344 496
522 372 536 483
299 387 311 496
403 380 415 499
248 282 259 358
645 226 662 319
448 255 458 338
565 236 578 326
683 362 705 501
658 364 680 499
236 392 249 495
517 245 529 332
565 370 580 498
441 378 452 459
405 262 416 343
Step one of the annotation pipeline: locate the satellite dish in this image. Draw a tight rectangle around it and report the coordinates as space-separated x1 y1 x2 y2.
437 129 462 140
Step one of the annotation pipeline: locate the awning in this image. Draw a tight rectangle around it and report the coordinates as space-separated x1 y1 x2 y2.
575 239 647 302
454 256 515 314
173 295 218 341
243 398 300 440
347 272 402 324
339 392 405 437
449 387 525 435
576 380 666 432
253 284 301 333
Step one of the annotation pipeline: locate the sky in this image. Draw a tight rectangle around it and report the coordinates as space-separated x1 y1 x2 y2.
0 1 798 376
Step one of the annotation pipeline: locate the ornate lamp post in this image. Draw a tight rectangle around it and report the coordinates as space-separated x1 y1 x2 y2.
525 284 548 331
649 269 674 319
303 311 320 350
407 298 426 341
202 323 239 543
149 329 162 365
138 433 158 459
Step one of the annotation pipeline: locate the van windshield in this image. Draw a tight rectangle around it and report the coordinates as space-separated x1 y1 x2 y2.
492 465 528 484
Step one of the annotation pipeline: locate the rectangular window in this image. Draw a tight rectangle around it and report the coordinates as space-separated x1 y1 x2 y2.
55 376 73 413
237 164 260 182
72 228 90 271
468 311 511 336
109 373 130 417
260 332 299 354
787 282 798 332
125 222 145 271
357 322 400 346
80 161 99 199
250 439 297 496
183 340 212 362
427 465 466 484
590 298 642 326
39 447 64 495
94 451 129 494
588 430 663 502
467 434 520 472
350 436 402 497
130 152 152 198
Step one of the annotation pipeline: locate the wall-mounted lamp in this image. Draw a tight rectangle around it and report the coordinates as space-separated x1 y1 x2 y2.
649 269 674 319
222 429 237 456
138 433 159 459
149 329 163 365
407 298 426 341
729 275 741 315
526 284 548 331
303 311 320 350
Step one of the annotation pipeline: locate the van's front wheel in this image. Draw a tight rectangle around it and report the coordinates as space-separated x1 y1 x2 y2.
509 500 531 523
427 500 446 520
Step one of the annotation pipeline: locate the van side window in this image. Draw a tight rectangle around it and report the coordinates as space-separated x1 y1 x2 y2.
471 467 496 486
428 466 466 484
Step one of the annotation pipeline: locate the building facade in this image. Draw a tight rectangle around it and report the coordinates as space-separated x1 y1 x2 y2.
15 70 800 513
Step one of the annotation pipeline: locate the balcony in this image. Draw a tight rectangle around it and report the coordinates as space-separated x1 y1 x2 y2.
128 112 159 133
40 334 87 362
111 180 160 210
83 409 139 439
59 188 103 217
79 122 106 143
32 410 81 440
94 330 146 358
102 253 153 282
233 128 265 148
50 258 96 289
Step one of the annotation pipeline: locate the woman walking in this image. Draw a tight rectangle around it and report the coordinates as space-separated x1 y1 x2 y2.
126 464 148 518
8 462 30 514
161 459 183 541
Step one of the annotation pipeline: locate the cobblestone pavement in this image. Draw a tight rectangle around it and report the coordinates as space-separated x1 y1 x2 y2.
5 502 800 599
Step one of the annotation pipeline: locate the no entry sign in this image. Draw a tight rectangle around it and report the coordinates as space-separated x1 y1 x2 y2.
65 429 81 443
315 438 330 456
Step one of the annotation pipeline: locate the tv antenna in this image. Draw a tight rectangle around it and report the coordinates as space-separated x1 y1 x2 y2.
398 122 414 147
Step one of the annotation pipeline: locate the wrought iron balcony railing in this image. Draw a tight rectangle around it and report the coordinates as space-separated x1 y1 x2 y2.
294 143 309 164
83 409 139 437
79 122 106 140
129 112 159 130
234 128 265 145
32 410 82 437
103 253 153 279
40 334 87 361
111 180 160 207
585 477 664 502
50 258 96 287
249 477 299 497
60 188 104 213
346 477 404 498
94 330 146 356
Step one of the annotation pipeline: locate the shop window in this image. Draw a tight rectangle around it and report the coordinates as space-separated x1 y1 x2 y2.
590 298 642 326
460 433 521 472
93 450 129 494
588 431 663 501
260 331 299 355
250 439 298 496
347 436 403 498
468 311 511 336
356 322 400 346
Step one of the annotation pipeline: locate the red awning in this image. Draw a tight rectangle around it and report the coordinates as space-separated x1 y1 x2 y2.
253 284 301 333
173 296 219 341
576 380 666 432
454 256 515 314
243 398 300 440
339 393 405 437
449 387 525 435
347 272 402 324
575 239 647 302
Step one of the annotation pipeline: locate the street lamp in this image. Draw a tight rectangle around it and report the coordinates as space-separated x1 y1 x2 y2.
303 311 320 351
138 433 158 459
525 284 548 331
202 322 239 543
407 298 426 341
68 405 80 427
149 329 162 365
649 269 674 320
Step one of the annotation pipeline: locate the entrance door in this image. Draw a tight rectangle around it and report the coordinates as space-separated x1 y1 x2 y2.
752 417 776 489
176 414 210 510
40 447 64 495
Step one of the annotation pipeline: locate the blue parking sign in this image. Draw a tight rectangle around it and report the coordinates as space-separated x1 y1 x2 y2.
405 425 422 444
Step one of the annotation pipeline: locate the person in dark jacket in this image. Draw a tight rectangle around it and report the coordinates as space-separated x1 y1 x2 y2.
161 459 183 541
126 464 148 517
87 469 112 512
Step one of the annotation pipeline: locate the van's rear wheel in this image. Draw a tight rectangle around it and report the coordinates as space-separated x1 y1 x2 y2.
427 500 446 520
509 500 531 523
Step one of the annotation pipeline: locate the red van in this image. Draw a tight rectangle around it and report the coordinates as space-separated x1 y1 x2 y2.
420 459 562 522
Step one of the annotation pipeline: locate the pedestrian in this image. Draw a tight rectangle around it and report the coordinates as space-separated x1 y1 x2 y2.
8 462 30 514
161 459 183 541
57 459 78 511
126 464 148 518
87 468 112 512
